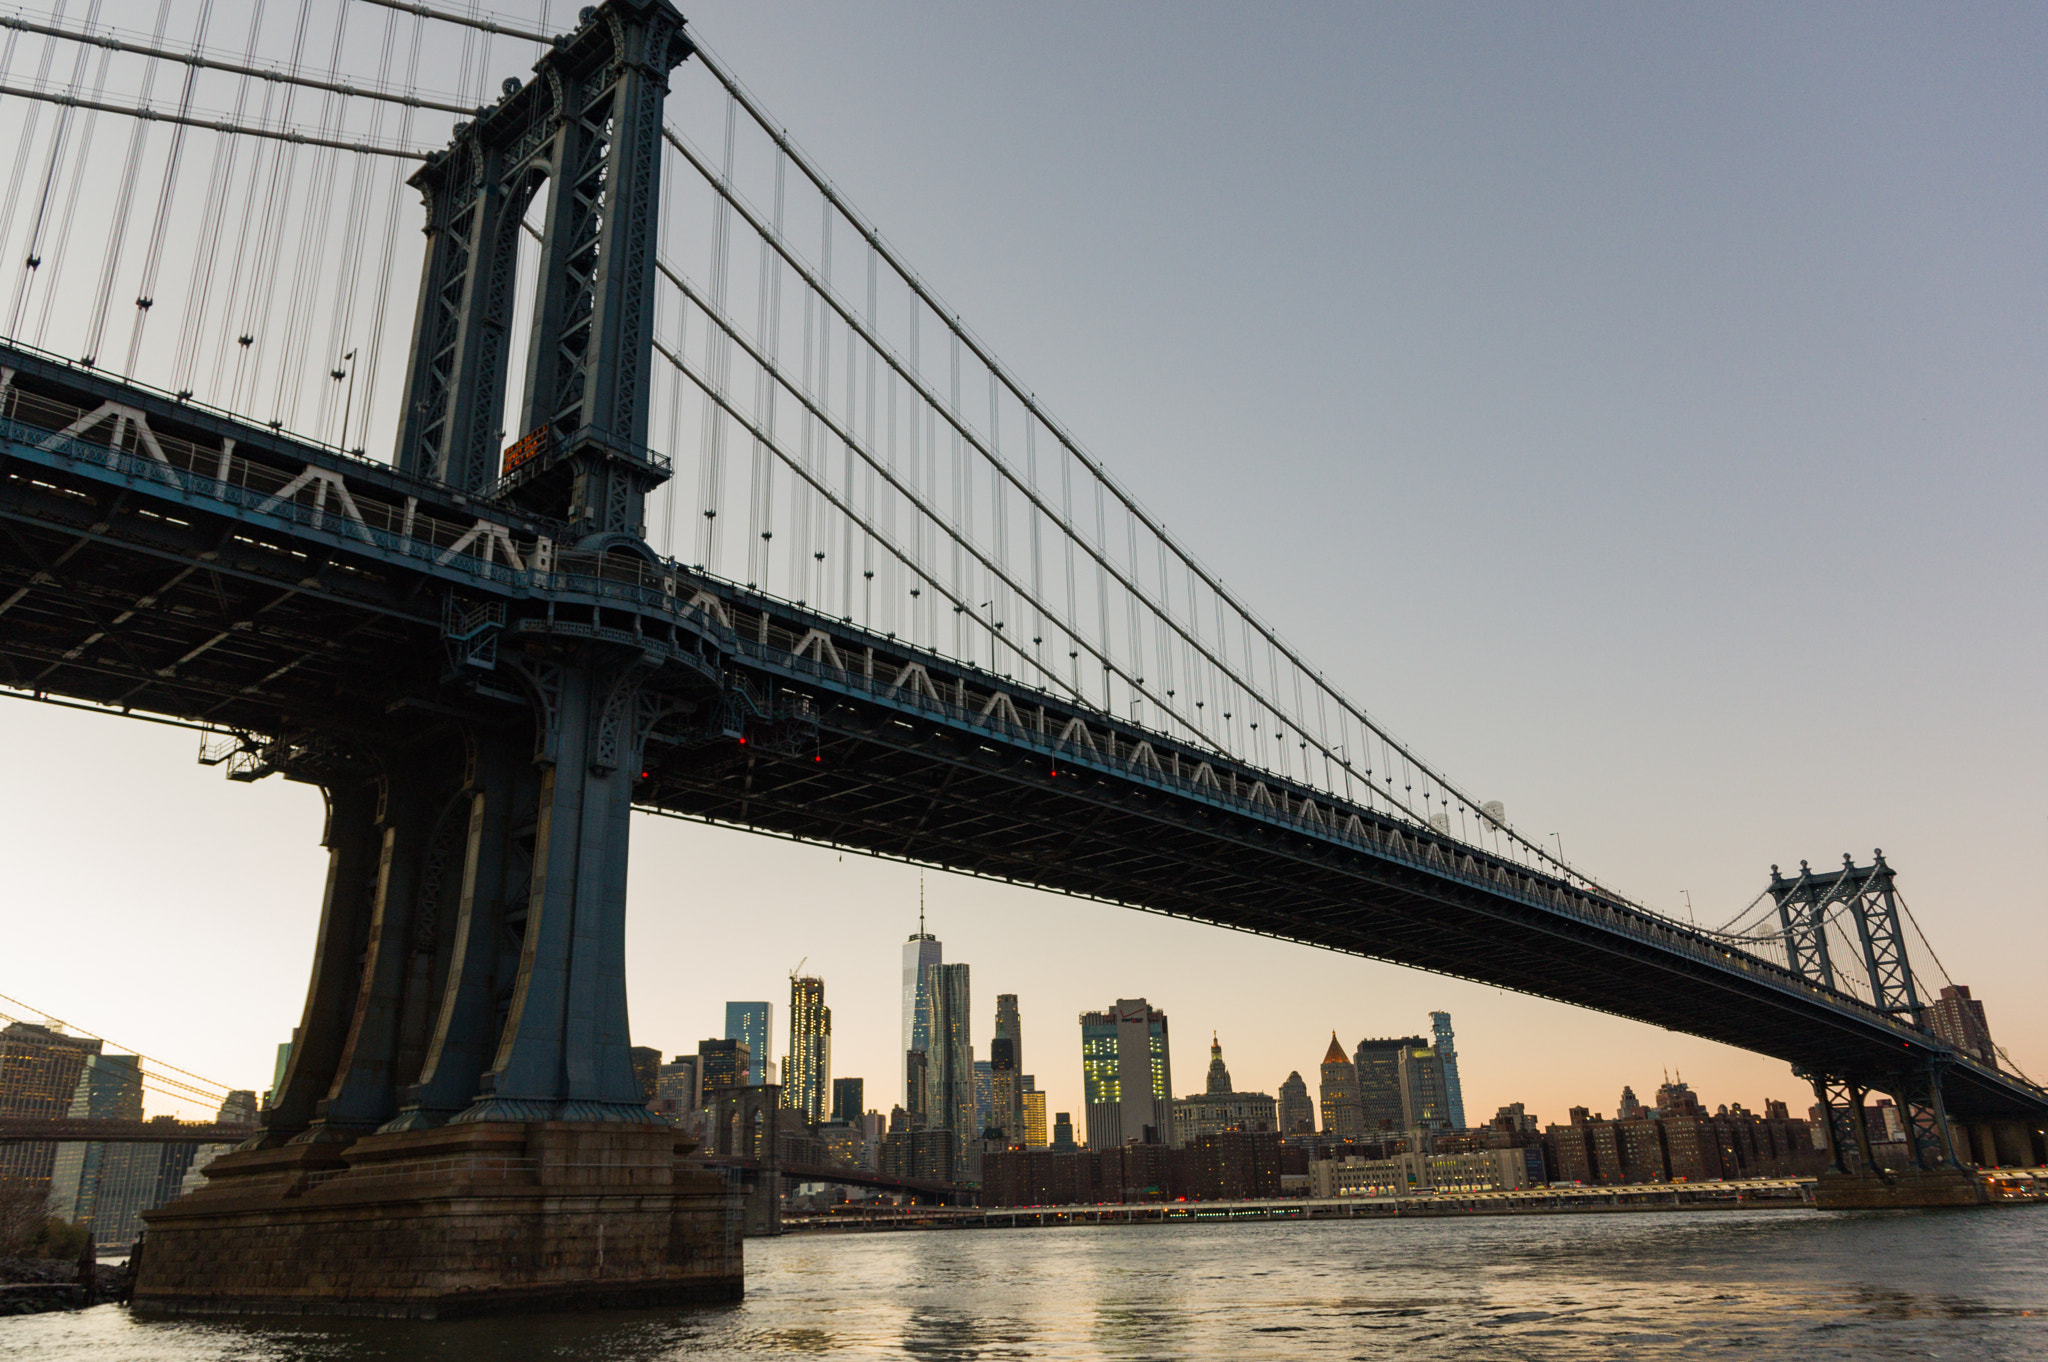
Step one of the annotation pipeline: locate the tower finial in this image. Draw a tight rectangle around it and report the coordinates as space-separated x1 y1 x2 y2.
920 872 925 935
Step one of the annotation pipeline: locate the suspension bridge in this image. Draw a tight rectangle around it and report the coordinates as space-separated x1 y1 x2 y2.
0 0 2040 1316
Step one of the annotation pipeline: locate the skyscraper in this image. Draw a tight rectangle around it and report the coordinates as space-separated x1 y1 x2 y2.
1080 999 1172 1148
725 1002 773 1087
786 974 832 1124
990 993 1023 1141
1204 1032 1232 1094
1172 1034 1277 1145
180 1090 259 1196
1052 1111 1078 1152
1318 1034 1364 1138
1021 1089 1048 1147
1430 1011 1467 1129
49 1054 157 1246
832 1077 865 1124
654 1056 701 1122
1922 985 1997 1067
630 1046 662 1102
0 1021 102 1191
1278 1070 1315 1134
902 892 943 1111
930 962 975 1165
974 1059 994 1135
1354 1037 1418 1131
1399 1044 1451 1131
698 1037 750 1093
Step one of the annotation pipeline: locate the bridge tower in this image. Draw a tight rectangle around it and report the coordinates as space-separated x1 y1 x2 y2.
1771 853 1981 1206
134 0 744 1314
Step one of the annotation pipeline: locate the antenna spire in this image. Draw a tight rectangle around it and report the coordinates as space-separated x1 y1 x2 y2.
920 872 926 935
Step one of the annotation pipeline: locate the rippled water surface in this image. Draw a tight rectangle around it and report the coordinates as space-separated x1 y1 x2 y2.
5 1207 2046 1360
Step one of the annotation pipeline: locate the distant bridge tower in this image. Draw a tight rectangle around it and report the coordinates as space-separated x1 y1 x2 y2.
1771 852 1971 1195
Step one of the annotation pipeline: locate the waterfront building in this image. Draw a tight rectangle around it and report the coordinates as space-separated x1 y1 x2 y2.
983 1134 1284 1207
877 1125 956 1183
786 975 832 1124
725 1002 773 1087
1172 1034 1277 1145
1319 1033 1364 1138
1022 1089 1048 1147
1429 1011 1467 1129
1052 1111 1078 1152
832 1077 864 1124
698 1037 750 1093
0 1021 103 1192
1309 1147 1534 1198
1922 984 1997 1067
1080 999 1173 1149
1278 1070 1315 1135
1352 1037 1415 1132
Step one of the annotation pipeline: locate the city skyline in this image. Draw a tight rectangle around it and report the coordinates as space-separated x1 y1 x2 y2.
2 0 2040 1145
1 888 2007 1155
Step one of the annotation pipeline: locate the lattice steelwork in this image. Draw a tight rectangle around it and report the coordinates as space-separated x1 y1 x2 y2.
1767 853 1920 1018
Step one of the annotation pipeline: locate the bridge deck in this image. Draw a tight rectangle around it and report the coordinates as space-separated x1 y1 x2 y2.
2 346 2041 1123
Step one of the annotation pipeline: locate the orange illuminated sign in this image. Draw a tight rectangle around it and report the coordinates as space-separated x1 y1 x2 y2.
501 424 550 476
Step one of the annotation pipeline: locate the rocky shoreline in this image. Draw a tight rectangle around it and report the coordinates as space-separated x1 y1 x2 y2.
0 1257 127 1316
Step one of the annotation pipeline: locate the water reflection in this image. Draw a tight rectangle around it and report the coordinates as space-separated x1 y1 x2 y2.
2 1207 2044 1361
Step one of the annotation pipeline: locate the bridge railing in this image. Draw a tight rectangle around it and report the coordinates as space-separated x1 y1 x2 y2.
0 376 538 588
7 361 2023 1086
723 597 1988 1056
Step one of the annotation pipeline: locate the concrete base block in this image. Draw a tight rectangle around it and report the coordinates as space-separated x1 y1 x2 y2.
1812 1168 1994 1210
131 1121 742 1318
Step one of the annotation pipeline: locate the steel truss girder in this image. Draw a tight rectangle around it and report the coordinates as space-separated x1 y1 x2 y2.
1768 852 1921 1018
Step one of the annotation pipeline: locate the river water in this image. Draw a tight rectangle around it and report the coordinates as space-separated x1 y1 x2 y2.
6 1207 2046 1360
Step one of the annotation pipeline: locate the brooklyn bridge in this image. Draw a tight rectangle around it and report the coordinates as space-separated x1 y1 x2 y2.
0 0 2040 1316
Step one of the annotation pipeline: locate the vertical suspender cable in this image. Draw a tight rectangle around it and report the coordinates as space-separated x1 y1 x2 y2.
351 8 424 462
694 93 737 569
3 0 79 337
0 7 52 325
84 0 178 366
11 0 104 339
30 32 114 350
174 0 267 399
123 0 217 380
